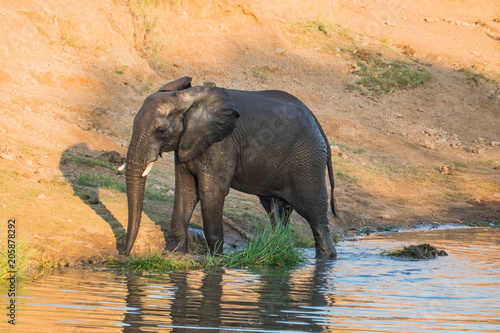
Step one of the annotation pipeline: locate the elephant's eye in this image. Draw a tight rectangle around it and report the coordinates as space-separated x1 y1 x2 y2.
157 127 169 137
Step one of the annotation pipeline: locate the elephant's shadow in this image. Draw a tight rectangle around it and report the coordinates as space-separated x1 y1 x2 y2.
60 142 169 254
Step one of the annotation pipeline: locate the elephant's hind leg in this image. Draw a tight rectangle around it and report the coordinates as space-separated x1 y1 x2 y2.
259 197 293 227
291 189 337 259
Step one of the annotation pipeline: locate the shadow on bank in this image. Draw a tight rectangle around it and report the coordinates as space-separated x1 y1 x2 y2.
59 142 171 254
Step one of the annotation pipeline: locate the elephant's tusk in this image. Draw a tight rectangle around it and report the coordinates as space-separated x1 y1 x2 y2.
142 162 154 177
118 163 126 171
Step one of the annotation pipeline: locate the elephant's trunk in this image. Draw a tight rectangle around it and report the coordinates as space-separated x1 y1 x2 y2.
123 163 147 255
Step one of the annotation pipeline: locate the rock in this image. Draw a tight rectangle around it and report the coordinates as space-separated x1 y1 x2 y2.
167 190 175 196
491 141 500 147
392 113 404 118
402 45 415 56
380 214 391 219
188 228 205 243
440 164 455 175
478 137 488 145
424 17 439 23
386 243 448 259
37 194 47 200
424 141 435 149
330 145 342 156
341 153 348 159
1 153 16 161
275 48 286 54
81 194 90 200
88 197 99 205
425 129 436 136
203 81 217 87
98 151 124 164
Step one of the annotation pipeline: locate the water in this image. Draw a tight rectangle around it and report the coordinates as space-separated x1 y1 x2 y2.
2 227 500 332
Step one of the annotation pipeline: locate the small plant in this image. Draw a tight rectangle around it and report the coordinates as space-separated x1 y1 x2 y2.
252 70 269 80
306 19 333 35
141 81 153 94
61 31 81 49
353 147 366 154
331 232 344 245
458 68 488 85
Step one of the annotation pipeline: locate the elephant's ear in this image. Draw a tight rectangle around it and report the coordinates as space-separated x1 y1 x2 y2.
158 76 192 92
176 87 239 163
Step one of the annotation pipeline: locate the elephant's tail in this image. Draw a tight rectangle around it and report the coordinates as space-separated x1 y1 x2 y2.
308 111 338 218
326 146 337 218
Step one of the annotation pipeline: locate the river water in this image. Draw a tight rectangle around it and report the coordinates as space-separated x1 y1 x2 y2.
2 227 499 332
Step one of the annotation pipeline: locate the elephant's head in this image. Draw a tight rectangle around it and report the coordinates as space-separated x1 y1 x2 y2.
122 77 239 255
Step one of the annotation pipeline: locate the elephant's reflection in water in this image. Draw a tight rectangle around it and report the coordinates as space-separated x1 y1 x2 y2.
121 261 335 332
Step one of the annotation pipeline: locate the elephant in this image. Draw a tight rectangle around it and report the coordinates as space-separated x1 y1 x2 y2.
121 76 338 259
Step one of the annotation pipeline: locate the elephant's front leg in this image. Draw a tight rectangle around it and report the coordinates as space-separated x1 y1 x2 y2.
169 164 198 253
199 182 230 256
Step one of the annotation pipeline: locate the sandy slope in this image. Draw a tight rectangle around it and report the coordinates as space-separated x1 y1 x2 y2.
0 0 499 264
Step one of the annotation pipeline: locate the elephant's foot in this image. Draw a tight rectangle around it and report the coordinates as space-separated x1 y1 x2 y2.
315 247 337 260
167 239 188 254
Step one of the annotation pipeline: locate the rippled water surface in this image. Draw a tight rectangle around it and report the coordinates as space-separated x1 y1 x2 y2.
2 227 500 332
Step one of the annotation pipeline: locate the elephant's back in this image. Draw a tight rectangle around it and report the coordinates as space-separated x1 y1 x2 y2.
226 89 311 114
227 89 329 197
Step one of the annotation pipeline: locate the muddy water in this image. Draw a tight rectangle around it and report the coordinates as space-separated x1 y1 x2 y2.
2 227 499 332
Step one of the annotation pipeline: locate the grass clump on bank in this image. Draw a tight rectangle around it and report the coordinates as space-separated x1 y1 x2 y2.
223 223 304 268
101 252 199 271
348 52 431 94
61 152 113 169
95 222 305 272
0 237 39 280
76 172 173 203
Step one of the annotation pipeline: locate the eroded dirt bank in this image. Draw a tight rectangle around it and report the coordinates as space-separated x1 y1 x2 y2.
0 0 499 265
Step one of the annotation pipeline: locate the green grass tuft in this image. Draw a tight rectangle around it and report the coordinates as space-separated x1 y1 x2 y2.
458 68 488 84
76 172 173 203
252 70 269 80
77 172 126 192
61 152 113 169
122 253 197 270
96 252 199 271
223 223 304 268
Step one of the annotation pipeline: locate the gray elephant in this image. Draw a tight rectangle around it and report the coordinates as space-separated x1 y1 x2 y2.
121 77 338 259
